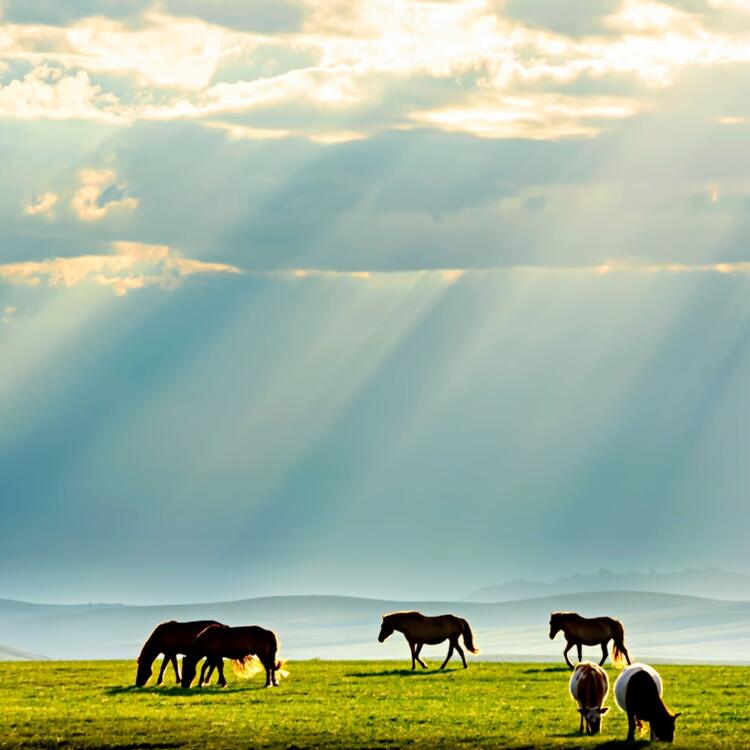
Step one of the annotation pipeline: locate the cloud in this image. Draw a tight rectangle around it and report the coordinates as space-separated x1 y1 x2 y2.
212 262 750 282
1 305 17 324
0 13 251 91
0 241 242 296
604 0 694 33
0 66 122 122
24 192 59 216
202 119 368 143
3 2 750 140
70 169 138 221
410 93 641 140
594 259 750 275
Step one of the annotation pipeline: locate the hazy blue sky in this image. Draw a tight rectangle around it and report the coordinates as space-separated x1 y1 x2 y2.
1 0 749 604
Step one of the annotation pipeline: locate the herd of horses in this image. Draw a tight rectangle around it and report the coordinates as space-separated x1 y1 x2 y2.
136 621 282 688
135 609 680 743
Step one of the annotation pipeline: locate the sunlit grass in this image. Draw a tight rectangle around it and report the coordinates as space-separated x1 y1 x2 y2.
0 660 747 748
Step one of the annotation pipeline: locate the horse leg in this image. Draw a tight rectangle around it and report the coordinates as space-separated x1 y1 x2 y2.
156 654 169 685
454 638 467 669
216 660 226 688
414 643 428 669
627 712 636 742
407 639 417 671
599 641 608 666
171 655 180 683
263 658 278 688
200 659 215 686
440 641 455 670
563 641 575 670
578 706 584 735
576 643 582 663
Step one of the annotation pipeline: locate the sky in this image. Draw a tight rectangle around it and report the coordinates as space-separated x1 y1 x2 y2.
1 0 750 605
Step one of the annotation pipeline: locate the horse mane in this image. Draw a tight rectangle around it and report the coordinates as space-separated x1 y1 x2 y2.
551 611 580 622
138 620 176 660
383 611 420 622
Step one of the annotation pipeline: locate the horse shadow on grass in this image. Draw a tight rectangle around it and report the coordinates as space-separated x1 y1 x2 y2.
546 736 649 749
522 666 570 674
346 668 460 678
105 685 256 696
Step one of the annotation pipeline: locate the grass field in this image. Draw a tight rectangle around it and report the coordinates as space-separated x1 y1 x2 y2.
0 660 747 749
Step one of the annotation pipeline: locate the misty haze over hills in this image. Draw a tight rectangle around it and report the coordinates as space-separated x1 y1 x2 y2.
1 587 749 665
465 569 750 603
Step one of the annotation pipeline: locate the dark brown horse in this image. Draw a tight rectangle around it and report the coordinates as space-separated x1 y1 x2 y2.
135 619 222 687
181 624 283 688
549 611 631 670
378 611 479 670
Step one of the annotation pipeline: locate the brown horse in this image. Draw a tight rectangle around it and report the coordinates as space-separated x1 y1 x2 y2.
135 619 222 687
181 624 283 688
378 611 479 670
549 611 631 670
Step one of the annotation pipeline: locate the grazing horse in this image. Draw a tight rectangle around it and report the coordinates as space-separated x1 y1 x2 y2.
549 611 631 670
378 611 479 670
135 620 222 687
615 663 681 742
569 661 610 735
181 624 283 688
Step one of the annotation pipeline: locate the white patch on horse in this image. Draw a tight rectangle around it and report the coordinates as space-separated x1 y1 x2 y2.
614 663 663 712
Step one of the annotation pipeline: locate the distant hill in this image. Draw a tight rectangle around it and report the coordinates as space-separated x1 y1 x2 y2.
0 644 48 661
1 591 749 664
464 569 750 603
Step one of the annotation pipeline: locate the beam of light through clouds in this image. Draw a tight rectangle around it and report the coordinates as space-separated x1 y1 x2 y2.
1 0 750 604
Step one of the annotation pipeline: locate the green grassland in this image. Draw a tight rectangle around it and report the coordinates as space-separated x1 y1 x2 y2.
0 660 747 749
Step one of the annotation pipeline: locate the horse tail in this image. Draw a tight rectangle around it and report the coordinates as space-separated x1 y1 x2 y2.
232 655 262 678
610 619 628 669
274 659 289 680
266 631 288 680
460 618 480 654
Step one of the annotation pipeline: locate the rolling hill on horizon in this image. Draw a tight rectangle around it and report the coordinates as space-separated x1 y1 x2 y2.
464 568 750 603
1 590 748 665
0 644 49 661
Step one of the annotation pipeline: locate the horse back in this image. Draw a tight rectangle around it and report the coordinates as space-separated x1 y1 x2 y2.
570 662 608 706
615 664 663 714
150 620 221 654
394 612 463 643
198 625 277 658
564 614 619 644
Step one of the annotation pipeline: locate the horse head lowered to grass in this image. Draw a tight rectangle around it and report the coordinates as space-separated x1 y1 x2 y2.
615 663 681 742
378 611 479 670
181 623 284 688
135 620 222 687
